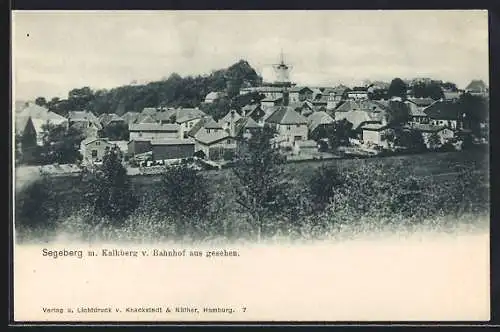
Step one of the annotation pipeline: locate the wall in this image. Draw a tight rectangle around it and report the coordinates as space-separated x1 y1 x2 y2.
362 130 385 147
81 140 113 162
129 130 180 141
429 119 458 130
152 144 195 160
276 123 308 145
195 139 237 160
179 118 202 138
128 140 152 155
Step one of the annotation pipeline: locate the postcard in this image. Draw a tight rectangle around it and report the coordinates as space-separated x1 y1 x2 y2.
12 9 490 323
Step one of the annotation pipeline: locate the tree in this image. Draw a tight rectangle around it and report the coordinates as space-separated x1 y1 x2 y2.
35 97 47 107
156 165 211 236
99 122 129 141
40 123 85 164
232 126 288 241
15 175 59 229
393 128 426 152
82 146 138 224
385 101 410 126
427 131 441 150
308 165 345 211
387 78 408 100
328 119 354 149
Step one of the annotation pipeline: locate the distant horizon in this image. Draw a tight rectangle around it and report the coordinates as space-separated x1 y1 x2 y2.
13 10 489 101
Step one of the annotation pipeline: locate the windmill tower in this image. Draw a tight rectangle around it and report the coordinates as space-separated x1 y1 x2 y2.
272 49 293 88
269 50 294 106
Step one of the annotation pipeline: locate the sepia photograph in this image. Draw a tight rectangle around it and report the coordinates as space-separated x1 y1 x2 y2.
12 10 490 323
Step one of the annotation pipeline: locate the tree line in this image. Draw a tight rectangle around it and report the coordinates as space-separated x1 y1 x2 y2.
33 60 263 118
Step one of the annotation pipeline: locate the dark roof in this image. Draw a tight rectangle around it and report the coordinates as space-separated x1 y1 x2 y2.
424 101 461 120
187 116 213 137
265 106 308 125
204 118 224 129
465 80 487 92
234 117 261 136
407 97 435 107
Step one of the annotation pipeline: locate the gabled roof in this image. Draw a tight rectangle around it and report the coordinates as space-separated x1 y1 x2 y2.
121 112 140 124
68 111 99 123
424 101 461 120
220 110 242 123
307 111 334 132
404 101 427 117
194 128 230 145
81 137 112 146
205 91 221 100
155 108 177 122
187 116 213 137
335 100 361 112
234 117 261 136
137 114 157 124
265 106 308 125
141 107 158 115
204 118 224 129
175 108 206 123
129 123 180 132
465 80 487 92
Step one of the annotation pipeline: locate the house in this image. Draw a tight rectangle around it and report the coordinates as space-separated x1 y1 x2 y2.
409 124 455 149
220 110 242 137
307 111 335 140
99 113 126 127
15 103 68 146
465 80 488 97
289 101 314 117
121 112 141 125
204 91 222 104
289 87 313 103
404 100 429 124
141 107 158 116
360 123 390 148
424 101 463 130
261 96 284 109
68 110 102 138
151 139 196 161
128 139 153 156
311 95 329 111
264 106 309 147
330 85 349 103
346 88 369 100
175 108 206 138
240 86 284 100
234 116 261 140
154 108 177 124
79 137 114 163
333 100 385 130
129 123 181 141
192 119 237 160
241 104 265 122
136 114 158 124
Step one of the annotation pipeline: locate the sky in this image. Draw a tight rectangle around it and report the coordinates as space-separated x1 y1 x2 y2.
12 10 489 101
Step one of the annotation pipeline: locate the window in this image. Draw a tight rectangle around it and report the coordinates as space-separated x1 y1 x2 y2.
294 136 302 141
91 150 98 158
287 125 291 131
227 139 232 144
96 141 100 146
296 124 300 128
207 129 211 134
226 122 230 127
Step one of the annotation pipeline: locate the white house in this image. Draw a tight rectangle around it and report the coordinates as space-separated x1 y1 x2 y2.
79 137 114 164
265 106 309 147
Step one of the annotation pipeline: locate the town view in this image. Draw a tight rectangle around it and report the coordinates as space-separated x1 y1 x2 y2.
14 13 490 244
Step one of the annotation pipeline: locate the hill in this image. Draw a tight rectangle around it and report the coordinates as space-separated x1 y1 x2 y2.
35 60 263 117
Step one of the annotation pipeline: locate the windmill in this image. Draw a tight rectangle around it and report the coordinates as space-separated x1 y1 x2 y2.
271 49 293 87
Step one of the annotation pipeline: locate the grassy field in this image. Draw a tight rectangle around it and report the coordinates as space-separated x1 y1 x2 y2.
14 149 490 243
